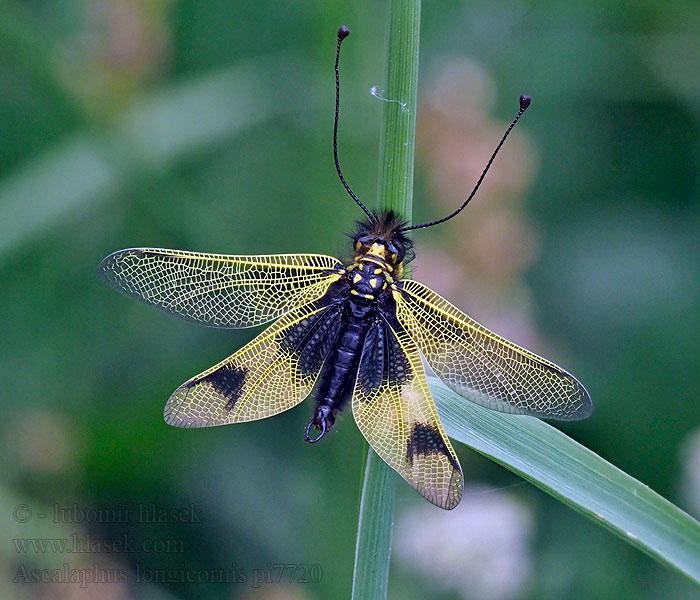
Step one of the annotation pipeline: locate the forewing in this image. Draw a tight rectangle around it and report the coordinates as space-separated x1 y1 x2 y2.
165 296 344 427
352 319 463 510
99 248 342 328
395 279 592 420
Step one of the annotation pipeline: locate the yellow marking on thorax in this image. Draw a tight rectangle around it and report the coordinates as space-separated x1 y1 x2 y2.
368 242 387 258
350 289 375 300
359 256 393 273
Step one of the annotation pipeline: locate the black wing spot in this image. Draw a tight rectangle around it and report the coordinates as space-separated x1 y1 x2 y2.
358 321 387 394
278 280 348 377
386 331 411 386
279 305 343 377
406 422 459 471
377 292 413 386
358 318 412 398
195 365 248 411
296 309 343 376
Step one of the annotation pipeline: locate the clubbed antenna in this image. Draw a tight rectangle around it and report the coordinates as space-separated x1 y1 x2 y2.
333 26 376 224
400 95 532 232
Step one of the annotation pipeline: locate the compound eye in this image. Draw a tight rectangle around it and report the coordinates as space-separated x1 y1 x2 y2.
389 241 405 263
355 235 374 254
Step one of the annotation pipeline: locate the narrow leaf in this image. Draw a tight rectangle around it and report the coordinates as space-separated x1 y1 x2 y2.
352 450 396 599
431 376 700 585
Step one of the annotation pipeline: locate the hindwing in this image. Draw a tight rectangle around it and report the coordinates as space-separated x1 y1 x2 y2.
394 279 592 420
99 249 342 328
165 291 345 427
353 317 463 509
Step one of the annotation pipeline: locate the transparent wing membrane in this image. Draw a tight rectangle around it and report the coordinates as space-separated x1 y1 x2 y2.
165 299 342 427
395 280 592 420
99 248 342 328
353 319 463 509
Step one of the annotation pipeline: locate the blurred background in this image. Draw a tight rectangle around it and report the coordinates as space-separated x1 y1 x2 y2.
1 1 699 599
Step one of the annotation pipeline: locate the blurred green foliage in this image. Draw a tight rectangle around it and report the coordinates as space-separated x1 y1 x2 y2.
1 1 699 599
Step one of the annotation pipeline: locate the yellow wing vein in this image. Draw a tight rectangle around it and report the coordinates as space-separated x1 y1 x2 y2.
400 282 553 365
164 297 338 428
397 297 521 404
352 319 462 509
395 280 591 420
100 248 343 329
138 249 340 271
231 304 330 419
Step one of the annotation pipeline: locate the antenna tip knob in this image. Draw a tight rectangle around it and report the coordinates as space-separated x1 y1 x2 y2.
338 26 350 41
519 94 532 110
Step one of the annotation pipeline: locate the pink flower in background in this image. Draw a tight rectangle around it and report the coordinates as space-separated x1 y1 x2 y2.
395 485 534 600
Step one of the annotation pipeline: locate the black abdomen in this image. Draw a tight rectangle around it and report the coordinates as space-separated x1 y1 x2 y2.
305 258 390 442
315 300 374 416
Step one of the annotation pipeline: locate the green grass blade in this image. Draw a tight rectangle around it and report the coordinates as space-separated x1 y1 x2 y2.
352 449 396 599
431 376 700 584
352 0 421 598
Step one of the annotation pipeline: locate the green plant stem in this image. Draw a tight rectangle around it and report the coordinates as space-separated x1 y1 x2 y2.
352 1 421 598
376 0 421 221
